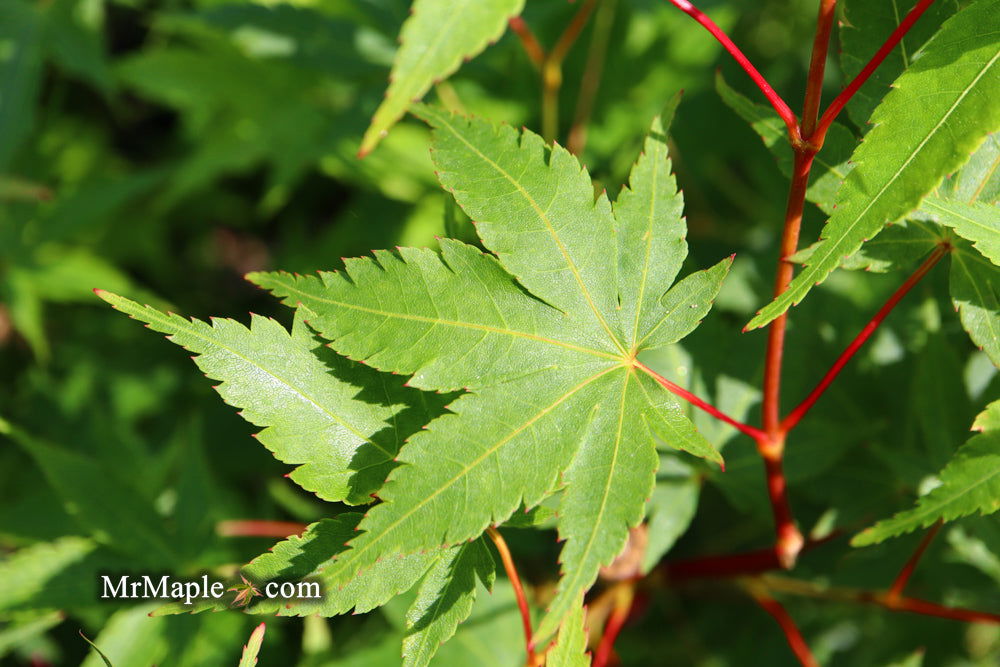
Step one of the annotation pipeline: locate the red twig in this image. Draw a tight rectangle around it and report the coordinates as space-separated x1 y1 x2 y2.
635 361 768 442
665 0 799 141
812 0 938 145
755 151 816 568
872 595 1000 625
487 527 537 664
762 575 1000 626
549 0 599 66
216 520 308 538
509 17 545 69
762 449 803 569
593 582 635 667
780 244 950 433
747 585 819 667
800 0 838 139
760 151 814 435
886 520 943 604
666 546 787 580
662 532 841 581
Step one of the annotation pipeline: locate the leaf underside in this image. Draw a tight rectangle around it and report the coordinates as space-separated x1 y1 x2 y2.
250 101 728 643
97 292 447 505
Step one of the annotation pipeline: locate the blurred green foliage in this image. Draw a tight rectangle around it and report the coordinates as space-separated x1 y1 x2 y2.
1 0 997 665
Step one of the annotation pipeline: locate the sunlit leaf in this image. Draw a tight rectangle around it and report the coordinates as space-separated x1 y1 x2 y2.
748 0 1000 329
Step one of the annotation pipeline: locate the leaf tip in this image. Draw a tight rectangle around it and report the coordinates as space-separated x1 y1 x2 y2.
93 289 114 304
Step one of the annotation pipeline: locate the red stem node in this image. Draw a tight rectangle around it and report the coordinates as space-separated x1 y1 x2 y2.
780 244 950 433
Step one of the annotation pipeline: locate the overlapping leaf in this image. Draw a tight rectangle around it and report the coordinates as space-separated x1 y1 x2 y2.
97 292 447 505
251 103 728 642
401 539 495 667
748 0 1000 330
853 400 1000 545
544 597 589 667
920 198 998 265
839 0 959 128
359 0 524 156
155 514 493 666
808 132 1000 366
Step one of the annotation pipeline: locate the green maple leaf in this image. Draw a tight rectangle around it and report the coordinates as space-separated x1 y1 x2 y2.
853 400 1000 545
838 0 959 128
359 0 524 156
95 293 450 505
543 595 589 666
250 98 729 642
794 131 1000 366
748 0 1000 330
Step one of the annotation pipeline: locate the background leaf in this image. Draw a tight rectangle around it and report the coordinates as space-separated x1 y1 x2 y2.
359 0 525 155
853 400 1000 545
237 623 265 667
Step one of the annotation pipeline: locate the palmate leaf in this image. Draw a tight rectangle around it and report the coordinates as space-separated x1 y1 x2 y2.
96 292 447 505
250 101 728 643
747 0 1000 330
853 400 1000 546
358 0 524 156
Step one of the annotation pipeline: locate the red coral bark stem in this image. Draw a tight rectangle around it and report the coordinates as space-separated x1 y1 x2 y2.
509 17 545 68
780 244 949 433
886 520 944 604
747 584 820 667
635 361 768 442
800 0 838 140
665 0 799 140
487 526 537 663
593 582 635 667
812 0 939 145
